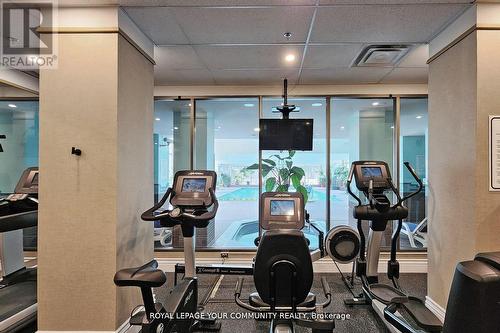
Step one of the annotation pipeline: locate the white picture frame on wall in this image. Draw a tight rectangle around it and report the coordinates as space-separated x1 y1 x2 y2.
489 116 500 191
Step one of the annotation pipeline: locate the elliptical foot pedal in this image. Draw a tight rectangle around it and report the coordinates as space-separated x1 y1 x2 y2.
401 297 442 332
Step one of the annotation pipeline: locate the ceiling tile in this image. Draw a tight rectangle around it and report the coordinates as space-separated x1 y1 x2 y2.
168 6 315 44
398 44 429 67
318 0 471 4
211 69 299 85
124 7 189 44
299 67 391 84
302 44 364 69
194 45 303 70
155 69 214 85
121 0 317 5
155 46 206 70
311 4 469 43
380 67 428 84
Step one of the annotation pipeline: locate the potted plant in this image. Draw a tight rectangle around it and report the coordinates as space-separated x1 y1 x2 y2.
246 150 308 204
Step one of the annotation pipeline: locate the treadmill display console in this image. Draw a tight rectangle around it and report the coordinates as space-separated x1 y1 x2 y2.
270 200 295 216
181 178 206 193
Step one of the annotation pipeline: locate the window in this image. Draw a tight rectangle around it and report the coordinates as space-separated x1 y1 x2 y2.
330 98 394 247
152 95 427 252
194 98 259 249
262 97 327 249
153 99 191 249
399 98 428 249
0 100 39 250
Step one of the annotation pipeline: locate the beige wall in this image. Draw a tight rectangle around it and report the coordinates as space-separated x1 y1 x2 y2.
428 30 500 308
39 32 153 330
115 35 154 326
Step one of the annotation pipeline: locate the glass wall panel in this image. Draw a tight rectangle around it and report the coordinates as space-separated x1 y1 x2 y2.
0 100 39 250
153 99 191 249
194 98 260 249
261 97 327 249
399 98 428 249
330 98 394 246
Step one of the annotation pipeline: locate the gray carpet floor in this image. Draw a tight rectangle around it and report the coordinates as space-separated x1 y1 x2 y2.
155 272 427 333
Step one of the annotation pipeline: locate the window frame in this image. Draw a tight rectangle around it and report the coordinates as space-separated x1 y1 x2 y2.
153 94 428 253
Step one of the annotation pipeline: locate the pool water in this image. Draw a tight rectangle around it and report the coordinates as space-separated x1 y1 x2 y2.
219 187 333 202
214 219 327 249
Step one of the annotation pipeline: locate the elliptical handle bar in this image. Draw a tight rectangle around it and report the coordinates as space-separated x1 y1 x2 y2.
141 188 173 221
346 164 362 205
400 162 424 203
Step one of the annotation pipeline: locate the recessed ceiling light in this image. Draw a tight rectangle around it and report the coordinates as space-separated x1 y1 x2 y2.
284 54 296 62
155 118 161 121
312 103 322 107
254 127 260 132
8 104 16 108
244 103 254 107
372 102 379 106
416 115 423 119
340 126 345 130
391 126 395 129
174 126 179 130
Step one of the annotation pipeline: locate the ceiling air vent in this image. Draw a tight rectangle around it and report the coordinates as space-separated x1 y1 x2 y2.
353 45 410 67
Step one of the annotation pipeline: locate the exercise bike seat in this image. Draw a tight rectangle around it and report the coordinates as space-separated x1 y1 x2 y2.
114 260 166 288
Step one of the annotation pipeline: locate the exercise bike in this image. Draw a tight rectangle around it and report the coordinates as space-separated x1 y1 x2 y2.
234 192 336 333
325 160 500 333
114 170 220 333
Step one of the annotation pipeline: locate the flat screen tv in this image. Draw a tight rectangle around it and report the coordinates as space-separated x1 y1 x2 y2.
259 118 313 151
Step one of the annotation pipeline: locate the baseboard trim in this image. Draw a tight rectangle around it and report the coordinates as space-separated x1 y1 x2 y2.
37 318 130 333
156 256 428 274
425 296 446 323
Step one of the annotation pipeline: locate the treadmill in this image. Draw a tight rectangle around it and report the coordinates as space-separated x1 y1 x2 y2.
0 167 38 332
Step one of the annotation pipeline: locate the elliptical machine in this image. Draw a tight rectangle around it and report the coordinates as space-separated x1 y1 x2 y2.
114 170 220 333
339 161 442 332
325 161 500 333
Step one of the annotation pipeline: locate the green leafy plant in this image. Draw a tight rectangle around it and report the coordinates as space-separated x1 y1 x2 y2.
246 150 308 204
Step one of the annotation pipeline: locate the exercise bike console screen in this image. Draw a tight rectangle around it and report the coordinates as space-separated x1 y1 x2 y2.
181 178 207 193
261 192 304 230
270 200 295 216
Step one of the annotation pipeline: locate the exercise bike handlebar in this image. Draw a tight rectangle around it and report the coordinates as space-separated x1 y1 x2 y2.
141 187 218 222
141 188 173 221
